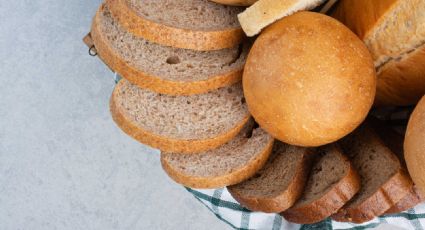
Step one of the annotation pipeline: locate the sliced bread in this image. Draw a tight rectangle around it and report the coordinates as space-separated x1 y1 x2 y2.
106 0 245 51
110 79 250 154
160 122 274 188
369 117 424 213
227 142 314 213
332 124 413 223
386 185 425 214
238 0 326 36
92 4 249 95
282 144 360 224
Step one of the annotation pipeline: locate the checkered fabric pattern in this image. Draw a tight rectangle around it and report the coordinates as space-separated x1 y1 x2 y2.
187 188 425 230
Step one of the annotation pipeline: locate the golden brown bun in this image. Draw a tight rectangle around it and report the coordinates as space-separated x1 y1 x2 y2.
243 12 376 147
106 0 244 51
210 0 257 6
405 96 425 196
333 0 425 106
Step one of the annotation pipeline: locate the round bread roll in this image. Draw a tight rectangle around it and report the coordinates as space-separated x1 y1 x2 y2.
243 12 376 147
210 0 257 6
405 96 425 195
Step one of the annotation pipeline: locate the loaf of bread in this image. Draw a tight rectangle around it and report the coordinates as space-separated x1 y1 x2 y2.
161 121 274 188
282 144 360 224
243 12 376 147
238 0 326 36
228 142 314 213
92 4 249 95
110 79 250 153
106 0 245 51
332 0 425 106
405 96 425 197
332 124 413 223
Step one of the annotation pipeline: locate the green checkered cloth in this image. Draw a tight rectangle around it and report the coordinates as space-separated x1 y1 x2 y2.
187 188 425 230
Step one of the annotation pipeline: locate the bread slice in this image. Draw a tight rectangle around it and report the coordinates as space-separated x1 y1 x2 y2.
91 4 249 96
237 0 326 36
332 124 413 223
210 0 257 6
106 0 245 51
332 0 425 106
110 79 250 154
369 117 424 213
160 122 274 188
227 142 314 213
282 144 360 224
386 185 425 214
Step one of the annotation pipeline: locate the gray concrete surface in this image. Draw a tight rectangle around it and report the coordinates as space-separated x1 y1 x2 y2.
0 0 230 229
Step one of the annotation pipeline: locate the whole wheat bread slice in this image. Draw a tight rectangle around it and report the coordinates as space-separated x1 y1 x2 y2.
332 124 413 223
106 0 245 51
161 122 274 188
227 142 314 213
238 0 326 36
110 79 250 154
92 4 249 95
282 144 360 224
369 118 424 214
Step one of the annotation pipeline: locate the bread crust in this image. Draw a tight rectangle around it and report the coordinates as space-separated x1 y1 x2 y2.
110 80 251 154
160 138 274 189
375 44 425 106
405 96 425 197
91 4 244 96
210 0 257 6
227 149 313 213
243 12 376 147
386 185 425 214
333 0 425 106
332 169 413 223
106 0 244 51
282 157 361 224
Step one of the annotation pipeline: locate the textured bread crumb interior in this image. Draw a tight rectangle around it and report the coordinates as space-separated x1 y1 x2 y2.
98 6 247 82
161 124 273 177
365 0 425 69
126 0 244 30
294 144 349 206
114 79 249 140
339 125 400 208
238 0 326 36
228 142 308 198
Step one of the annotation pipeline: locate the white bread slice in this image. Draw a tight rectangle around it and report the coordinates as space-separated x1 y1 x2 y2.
110 79 250 154
161 122 274 189
106 0 245 51
92 4 249 96
238 0 326 36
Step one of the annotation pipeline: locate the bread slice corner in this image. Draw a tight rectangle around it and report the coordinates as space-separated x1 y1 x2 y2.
331 124 413 223
160 123 274 189
282 144 360 224
238 0 326 36
227 142 315 213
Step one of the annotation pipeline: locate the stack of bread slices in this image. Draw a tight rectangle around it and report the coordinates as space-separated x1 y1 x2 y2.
87 0 424 225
